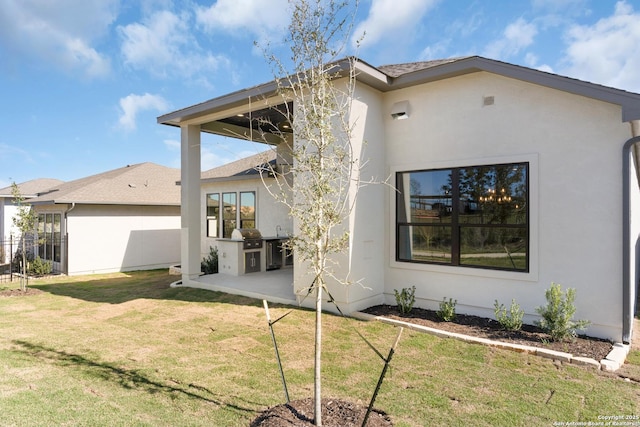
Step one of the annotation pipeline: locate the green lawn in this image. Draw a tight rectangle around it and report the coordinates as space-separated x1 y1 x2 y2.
1 270 638 426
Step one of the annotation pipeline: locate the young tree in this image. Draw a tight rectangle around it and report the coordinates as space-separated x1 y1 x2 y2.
258 0 363 424
11 182 38 291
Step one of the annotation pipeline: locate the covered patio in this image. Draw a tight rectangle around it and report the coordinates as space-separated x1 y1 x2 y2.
183 268 299 306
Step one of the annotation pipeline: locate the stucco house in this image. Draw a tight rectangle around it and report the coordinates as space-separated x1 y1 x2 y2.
27 162 181 275
0 178 64 264
158 56 640 344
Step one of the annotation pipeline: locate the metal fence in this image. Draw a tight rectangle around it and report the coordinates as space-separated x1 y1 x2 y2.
0 234 67 283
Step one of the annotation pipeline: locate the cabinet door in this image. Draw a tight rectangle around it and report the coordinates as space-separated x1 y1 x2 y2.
245 251 261 273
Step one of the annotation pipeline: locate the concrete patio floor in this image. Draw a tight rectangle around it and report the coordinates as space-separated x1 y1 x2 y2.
186 267 299 306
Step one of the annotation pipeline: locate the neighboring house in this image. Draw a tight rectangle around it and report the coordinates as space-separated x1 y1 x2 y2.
27 163 181 275
158 56 640 343
0 178 63 263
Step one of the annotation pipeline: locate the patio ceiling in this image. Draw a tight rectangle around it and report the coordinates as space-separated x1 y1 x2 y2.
199 102 293 145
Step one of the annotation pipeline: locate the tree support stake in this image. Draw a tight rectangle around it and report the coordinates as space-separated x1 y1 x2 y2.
362 327 403 427
263 300 291 403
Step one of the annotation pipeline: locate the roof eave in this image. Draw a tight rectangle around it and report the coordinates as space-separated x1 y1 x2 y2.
157 80 281 126
157 55 640 125
386 56 640 121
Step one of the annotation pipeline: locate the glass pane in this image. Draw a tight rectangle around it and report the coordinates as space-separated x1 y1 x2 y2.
38 214 45 258
45 213 53 261
398 225 451 263
222 193 237 238
53 214 61 263
206 193 219 217
459 226 527 270
398 170 452 224
459 164 527 225
240 220 255 229
240 192 256 222
206 194 219 238
222 193 236 221
223 220 236 239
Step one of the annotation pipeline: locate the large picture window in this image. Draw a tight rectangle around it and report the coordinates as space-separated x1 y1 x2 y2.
208 191 257 238
396 162 529 272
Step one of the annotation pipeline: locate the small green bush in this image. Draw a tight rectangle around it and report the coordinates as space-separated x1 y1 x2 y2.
494 299 524 331
28 256 52 276
201 246 219 274
535 282 590 341
394 286 416 315
437 297 457 322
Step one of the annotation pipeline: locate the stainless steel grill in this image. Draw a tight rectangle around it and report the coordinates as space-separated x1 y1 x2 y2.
231 228 263 249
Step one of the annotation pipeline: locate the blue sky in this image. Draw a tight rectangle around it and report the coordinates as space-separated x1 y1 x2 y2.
1 0 639 188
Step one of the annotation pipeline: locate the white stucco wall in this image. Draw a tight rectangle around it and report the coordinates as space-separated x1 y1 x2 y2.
383 71 632 341
66 204 180 275
2 202 19 240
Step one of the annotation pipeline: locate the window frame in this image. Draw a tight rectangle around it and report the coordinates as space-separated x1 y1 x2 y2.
239 191 256 229
222 192 237 239
395 162 530 273
206 193 220 238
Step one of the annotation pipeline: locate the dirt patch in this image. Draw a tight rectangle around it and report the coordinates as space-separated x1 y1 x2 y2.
0 288 44 297
250 398 392 427
363 305 613 362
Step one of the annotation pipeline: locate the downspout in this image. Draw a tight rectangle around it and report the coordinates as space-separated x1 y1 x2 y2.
63 202 75 275
622 121 640 343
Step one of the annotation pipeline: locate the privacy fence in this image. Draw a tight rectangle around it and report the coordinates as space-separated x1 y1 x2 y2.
0 234 67 284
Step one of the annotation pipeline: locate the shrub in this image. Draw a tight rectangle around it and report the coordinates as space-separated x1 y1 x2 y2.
28 256 52 276
535 282 590 341
394 286 416 315
201 246 219 274
494 299 524 331
437 297 457 322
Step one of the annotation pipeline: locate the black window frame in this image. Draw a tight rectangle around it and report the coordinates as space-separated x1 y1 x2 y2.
206 193 220 238
396 162 529 272
222 192 237 239
239 191 256 229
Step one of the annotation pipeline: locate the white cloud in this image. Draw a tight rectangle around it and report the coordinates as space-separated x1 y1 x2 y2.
0 0 116 77
195 0 289 43
118 93 169 131
560 1 640 92
163 139 180 151
352 0 439 49
119 10 228 79
483 18 538 60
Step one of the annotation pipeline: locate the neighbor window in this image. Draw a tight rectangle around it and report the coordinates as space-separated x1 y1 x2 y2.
206 193 220 237
38 213 62 263
396 162 529 272
222 192 237 238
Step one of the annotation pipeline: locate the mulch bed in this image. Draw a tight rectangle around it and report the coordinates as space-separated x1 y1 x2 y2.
0 288 44 297
363 304 613 362
250 398 392 427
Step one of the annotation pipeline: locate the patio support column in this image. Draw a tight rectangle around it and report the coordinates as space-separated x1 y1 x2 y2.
181 124 201 283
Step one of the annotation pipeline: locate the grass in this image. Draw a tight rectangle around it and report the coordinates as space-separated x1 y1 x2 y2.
1 270 639 426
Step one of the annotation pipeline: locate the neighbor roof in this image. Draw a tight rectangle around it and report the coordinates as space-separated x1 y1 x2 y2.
158 55 640 126
27 163 181 206
200 150 277 183
0 178 64 198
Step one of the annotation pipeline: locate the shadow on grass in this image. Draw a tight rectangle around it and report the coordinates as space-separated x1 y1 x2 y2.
12 340 256 415
30 270 265 307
